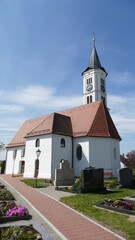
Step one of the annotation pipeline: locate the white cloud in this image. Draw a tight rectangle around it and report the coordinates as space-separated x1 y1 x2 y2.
108 94 135 135
109 71 134 86
108 95 126 107
2 85 82 110
0 104 24 113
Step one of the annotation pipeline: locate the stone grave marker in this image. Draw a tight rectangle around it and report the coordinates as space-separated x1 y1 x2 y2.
81 167 105 192
118 168 132 187
54 160 74 187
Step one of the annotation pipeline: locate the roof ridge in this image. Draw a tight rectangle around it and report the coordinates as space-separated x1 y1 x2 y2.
87 103 101 135
26 113 54 136
87 102 101 135
103 103 121 140
102 102 111 136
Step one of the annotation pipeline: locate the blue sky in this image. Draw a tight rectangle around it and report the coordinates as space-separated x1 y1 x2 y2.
0 0 135 159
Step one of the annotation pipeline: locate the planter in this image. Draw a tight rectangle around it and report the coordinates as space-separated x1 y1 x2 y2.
96 203 135 215
0 225 42 240
0 215 31 223
0 190 15 201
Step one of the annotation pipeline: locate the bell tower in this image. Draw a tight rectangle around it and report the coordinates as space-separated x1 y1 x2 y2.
82 34 108 106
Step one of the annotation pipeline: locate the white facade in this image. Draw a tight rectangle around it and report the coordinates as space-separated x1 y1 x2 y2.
5 146 25 175
23 134 72 178
83 69 107 106
73 137 120 177
5 135 120 178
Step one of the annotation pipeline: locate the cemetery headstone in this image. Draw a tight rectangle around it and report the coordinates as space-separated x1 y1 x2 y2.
81 167 105 192
54 160 74 187
118 168 132 187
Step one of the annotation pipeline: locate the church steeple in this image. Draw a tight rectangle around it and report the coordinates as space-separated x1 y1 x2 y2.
83 34 107 75
82 35 108 106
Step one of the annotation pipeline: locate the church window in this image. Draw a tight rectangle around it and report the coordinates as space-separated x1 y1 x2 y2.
21 148 25 158
35 138 40 148
101 78 105 85
87 96 92 104
87 78 92 84
61 138 65 147
76 145 82 160
90 95 92 103
114 148 117 159
13 149 17 159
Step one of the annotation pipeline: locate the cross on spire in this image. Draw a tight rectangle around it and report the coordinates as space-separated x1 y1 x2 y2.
93 32 95 46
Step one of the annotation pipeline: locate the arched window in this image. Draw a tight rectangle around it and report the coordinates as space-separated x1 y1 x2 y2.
76 145 82 160
87 96 89 104
13 149 17 159
90 95 92 103
21 148 25 158
114 148 117 160
61 138 65 147
35 138 40 148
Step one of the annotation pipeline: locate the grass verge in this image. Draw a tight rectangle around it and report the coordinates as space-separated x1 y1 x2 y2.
61 188 135 239
20 178 50 188
61 170 135 240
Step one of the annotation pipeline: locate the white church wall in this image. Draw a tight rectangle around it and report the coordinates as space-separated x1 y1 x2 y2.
73 137 90 177
89 137 120 177
24 134 52 178
38 135 52 178
73 137 120 177
51 134 72 178
5 146 25 175
5 149 14 174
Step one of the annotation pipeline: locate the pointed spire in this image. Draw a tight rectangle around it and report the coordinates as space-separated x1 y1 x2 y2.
82 34 107 75
88 33 102 69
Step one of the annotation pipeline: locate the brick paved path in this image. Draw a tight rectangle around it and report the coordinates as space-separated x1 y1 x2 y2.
0 175 124 240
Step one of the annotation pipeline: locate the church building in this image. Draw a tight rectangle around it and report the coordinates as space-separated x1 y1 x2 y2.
5 37 121 178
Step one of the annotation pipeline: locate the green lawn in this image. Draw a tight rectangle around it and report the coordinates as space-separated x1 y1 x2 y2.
20 178 52 188
61 173 135 240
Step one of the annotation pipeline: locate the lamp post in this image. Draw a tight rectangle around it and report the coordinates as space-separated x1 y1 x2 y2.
35 149 41 188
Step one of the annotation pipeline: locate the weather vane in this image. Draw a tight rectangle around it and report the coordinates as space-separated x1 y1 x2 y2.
93 32 95 46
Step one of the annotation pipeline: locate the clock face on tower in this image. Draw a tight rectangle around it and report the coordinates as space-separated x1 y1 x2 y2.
101 84 105 92
86 84 93 92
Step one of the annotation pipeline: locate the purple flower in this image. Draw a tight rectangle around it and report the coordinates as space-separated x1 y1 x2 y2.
6 205 29 217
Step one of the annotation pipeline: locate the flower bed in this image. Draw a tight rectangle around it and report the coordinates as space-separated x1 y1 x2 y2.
0 189 15 200
96 198 135 215
0 225 42 240
0 200 16 217
0 201 31 223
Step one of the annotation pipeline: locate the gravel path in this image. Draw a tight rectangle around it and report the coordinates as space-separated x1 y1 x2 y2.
38 186 75 201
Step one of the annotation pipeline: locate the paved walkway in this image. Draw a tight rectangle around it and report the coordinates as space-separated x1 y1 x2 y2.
0 175 124 240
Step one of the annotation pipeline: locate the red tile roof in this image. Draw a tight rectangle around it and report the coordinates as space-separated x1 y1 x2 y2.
7 101 121 148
